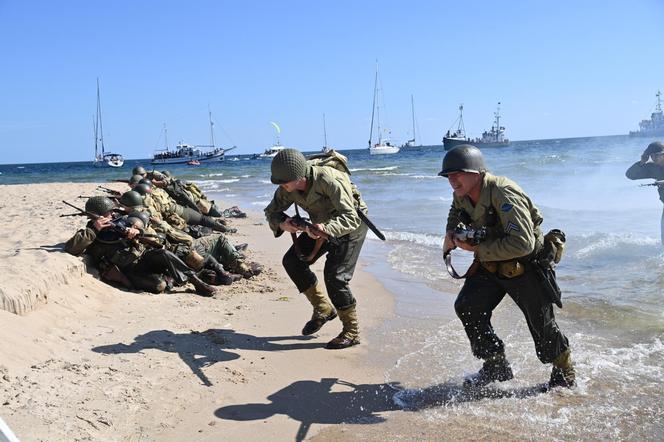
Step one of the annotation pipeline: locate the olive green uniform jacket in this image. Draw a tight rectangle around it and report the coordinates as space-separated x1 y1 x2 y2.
446 173 543 263
264 166 368 238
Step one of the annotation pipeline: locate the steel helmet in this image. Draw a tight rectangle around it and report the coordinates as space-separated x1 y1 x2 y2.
438 144 487 177
133 183 152 196
129 174 144 185
119 190 144 208
85 196 116 216
271 149 309 184
132 166 147 176
127 211 150 228
644 141 664 156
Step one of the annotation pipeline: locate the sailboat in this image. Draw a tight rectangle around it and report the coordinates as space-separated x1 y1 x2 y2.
321 113 332 153
401 94 419 148
442 104 471 150
151 108 236 164
93 79 124 168
368 63 399 155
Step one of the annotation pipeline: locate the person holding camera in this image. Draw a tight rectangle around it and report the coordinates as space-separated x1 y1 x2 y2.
440 144 575 390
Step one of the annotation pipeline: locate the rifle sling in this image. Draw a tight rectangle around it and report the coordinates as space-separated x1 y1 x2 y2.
443 251 480 279
291 232 326 264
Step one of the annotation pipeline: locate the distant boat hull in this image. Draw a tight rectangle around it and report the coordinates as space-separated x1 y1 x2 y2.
152 151 224 164
369 144 400 155
629 129 664 137
443 137 471 150
94 153 124 168
476 140 510 147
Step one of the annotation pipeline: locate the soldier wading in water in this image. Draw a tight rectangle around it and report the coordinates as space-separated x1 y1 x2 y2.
440 145 575 389
265 149 368 349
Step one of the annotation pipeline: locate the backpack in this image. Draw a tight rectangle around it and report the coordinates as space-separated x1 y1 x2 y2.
306 150 361 204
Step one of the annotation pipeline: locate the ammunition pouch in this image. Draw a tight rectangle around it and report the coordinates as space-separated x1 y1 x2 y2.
481 260 525 279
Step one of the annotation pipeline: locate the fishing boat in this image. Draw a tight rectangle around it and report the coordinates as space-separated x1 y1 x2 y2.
93 79 124 168
151 109 236 165
442 104 471 150
368 62 399 155
401 94 420 149
475 102 510 147
629 91 664 137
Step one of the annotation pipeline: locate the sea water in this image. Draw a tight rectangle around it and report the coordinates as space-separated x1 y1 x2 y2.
2 135 662 438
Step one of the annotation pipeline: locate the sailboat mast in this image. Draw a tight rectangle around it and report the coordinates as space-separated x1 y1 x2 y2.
323 113 328 148
368 62 378 148
411 94 416 144
208 107 216 148
93 114 98 159
163 123 169 151
96 78 105 155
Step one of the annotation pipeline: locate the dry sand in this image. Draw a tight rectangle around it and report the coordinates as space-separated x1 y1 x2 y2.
0 183 397 441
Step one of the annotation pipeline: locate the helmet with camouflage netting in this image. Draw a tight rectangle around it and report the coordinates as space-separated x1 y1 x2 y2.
270 148 309 184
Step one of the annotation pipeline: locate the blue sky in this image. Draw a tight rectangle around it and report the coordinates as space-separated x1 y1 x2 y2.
1 0 663 163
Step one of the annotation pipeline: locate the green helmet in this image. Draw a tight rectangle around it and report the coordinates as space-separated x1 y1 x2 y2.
129 174 144 185
133 183 151 196
438 144 487 177
132 166 147 176
128 211 150 228
119 190 144 208
85 196 115 216
271 148 309 184
161 170 173 178
138 178 152 187
644 141 664 156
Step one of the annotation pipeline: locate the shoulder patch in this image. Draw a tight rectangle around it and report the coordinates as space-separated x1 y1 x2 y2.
500 203 513 212
505 221 521 233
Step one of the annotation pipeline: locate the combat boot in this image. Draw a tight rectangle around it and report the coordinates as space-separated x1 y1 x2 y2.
326 305 360 349
203 256 242 286
188 274 219 297
301 284 337 335
548 349 576 389
231 260 264 279
463 353 514 387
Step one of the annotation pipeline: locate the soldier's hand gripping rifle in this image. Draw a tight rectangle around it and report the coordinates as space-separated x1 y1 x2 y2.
442 223 486 279
61 200 165 246
289 205 339 264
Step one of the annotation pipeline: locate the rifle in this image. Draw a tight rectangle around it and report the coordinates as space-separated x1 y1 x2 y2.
288 205 339 264
639 180 664 187
97 185 123 197
61 200 165 246
110 179 130 183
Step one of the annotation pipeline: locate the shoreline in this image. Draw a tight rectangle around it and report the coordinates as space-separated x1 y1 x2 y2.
0 182 399 441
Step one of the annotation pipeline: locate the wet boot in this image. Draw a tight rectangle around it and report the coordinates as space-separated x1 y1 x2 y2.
301 284 337 336
188 274 219 297
548 349 576 389
325 305 360 349
464 352 514 387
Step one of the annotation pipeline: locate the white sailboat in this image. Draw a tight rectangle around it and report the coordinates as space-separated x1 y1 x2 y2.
93 78 124 168
368 63 399 155
401 94 419 148
321 113 332 153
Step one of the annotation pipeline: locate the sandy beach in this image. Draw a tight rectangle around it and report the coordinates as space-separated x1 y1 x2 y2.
0 182 397 441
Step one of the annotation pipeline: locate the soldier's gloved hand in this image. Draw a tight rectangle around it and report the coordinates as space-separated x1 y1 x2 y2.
279 217 300 233
92 215 113 232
